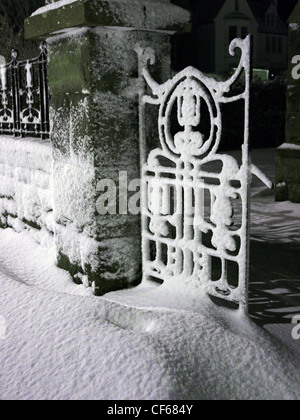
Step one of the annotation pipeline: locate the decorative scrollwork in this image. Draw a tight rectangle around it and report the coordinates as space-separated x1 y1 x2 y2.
0 42 49 139
136 36 272 312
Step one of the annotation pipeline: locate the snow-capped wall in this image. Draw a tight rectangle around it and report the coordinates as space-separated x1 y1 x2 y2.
0 136 54 247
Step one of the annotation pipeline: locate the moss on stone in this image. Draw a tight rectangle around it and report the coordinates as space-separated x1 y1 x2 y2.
57 251 84 278
48 33 92 97
25 0 191 40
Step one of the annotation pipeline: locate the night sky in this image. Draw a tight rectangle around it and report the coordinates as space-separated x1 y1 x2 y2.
175 0 299 22
277 0 298 20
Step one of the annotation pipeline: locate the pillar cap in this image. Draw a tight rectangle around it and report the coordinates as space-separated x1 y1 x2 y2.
25 0 191 39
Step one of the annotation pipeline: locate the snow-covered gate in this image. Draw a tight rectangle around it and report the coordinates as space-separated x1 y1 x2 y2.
136 36 272 311
0 44 53 245
0 43 49 138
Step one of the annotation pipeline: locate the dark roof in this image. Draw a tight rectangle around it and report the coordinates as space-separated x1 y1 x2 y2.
248 0 288 34
248 1 270 24
190 0 287 34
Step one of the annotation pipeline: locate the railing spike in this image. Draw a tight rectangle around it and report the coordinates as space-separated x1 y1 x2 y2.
39 42 47 55
11 49 18 60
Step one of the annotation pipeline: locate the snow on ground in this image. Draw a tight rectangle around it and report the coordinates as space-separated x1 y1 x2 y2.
0 148 299 400
247 149 300 359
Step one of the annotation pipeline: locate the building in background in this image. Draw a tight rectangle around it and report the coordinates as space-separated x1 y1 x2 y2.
249 0 288 75
173 0 289 76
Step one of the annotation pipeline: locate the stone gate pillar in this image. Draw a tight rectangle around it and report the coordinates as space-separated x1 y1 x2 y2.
276 1 300 203
25 0 190 294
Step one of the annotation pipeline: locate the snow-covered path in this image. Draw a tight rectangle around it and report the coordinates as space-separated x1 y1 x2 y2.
0 148 300 400
247 149 300 359
0 254 300 400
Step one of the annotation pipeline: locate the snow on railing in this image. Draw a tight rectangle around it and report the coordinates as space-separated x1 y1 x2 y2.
136 36 272 312
0 43 49 139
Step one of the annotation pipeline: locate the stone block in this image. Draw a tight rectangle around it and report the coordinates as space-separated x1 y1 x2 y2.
25 0 191 40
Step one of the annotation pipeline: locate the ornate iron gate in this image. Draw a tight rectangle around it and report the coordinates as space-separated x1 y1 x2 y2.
0 43 49 139
136 36 272 312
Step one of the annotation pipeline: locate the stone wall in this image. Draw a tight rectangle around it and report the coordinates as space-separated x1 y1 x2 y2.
0 136 54 247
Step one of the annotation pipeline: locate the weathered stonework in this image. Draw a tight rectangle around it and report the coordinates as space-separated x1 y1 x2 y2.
0 136 53 245
276 2 300 203
25 0 191 40
25 0 190 294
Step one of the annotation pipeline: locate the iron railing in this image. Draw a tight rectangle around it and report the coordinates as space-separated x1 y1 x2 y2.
0 42 49 139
